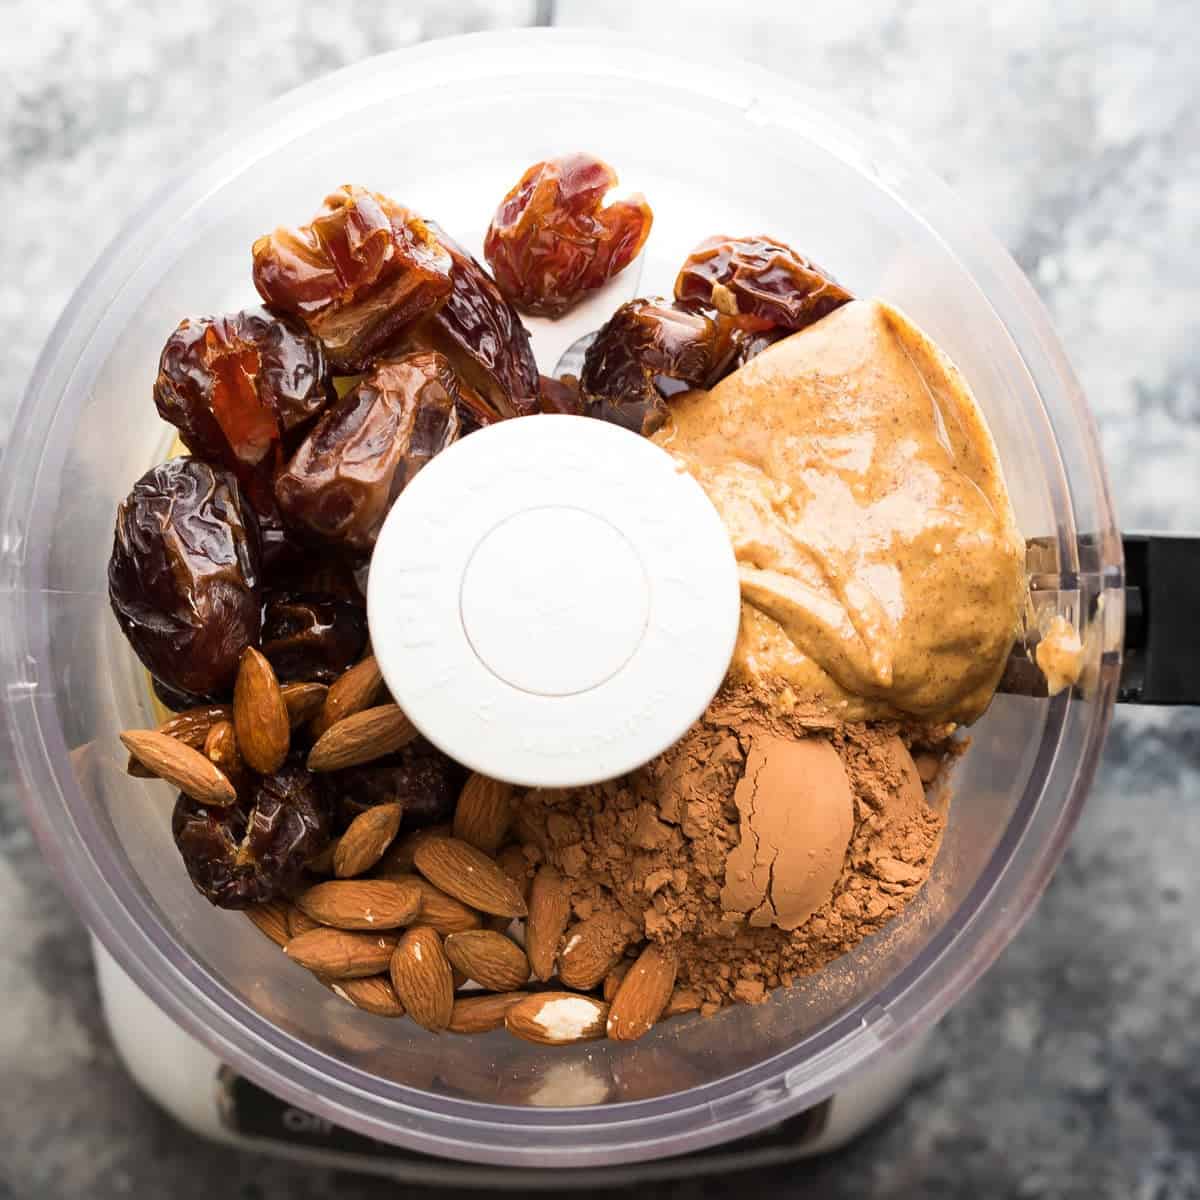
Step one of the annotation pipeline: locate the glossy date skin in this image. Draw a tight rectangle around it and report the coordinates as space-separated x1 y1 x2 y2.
172 763 332 908
484 153 653 318
260 592 368 685
109 458 262 697
252 185 453 372
274 351 463 556
337 738 468 831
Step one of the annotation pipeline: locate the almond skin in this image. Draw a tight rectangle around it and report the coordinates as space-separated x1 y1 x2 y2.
443 930 530 992
279 682 328 728
505 992 609 1046
313 655 384 738
447 992 529 1035
203 720 244 781
452 773 513 854
494 845 533 901
526 865 571 982
374 823 452 878
233 647 290 774
334 802 404 878
557 913 630 991
330 975 406 1018
307 837 339 876
296 878 422 931
413 837 528 918
126 703 232 775
606 944 677 1041
389 927 454 1031
603 961 632 1003
307 704 417 772
409 879 484 935
120 729 237 806
288 906 322 938
284 928 399 979
244 899 291 947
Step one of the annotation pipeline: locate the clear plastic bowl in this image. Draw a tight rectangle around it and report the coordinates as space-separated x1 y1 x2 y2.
0 31 1123 1167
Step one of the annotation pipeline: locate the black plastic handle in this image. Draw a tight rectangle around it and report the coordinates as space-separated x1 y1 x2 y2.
1118 534 1200 705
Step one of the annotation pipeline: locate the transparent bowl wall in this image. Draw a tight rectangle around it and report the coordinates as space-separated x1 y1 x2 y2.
0 32 1122 1167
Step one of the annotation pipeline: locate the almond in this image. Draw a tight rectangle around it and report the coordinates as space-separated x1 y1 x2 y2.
203 720 244 780
120 730 237 806
280 681 328 728
244 899 290 947
389 927 453 1031
447 992 530 1035
505 992 609 1046
330 975 406 1018
557 913 630 991
663 987 703 1018
312 655 384 738
443 930 530 992
410 878 483 935
494 845 533 901
126 703 232 776
296 878 422 931
288 906 322 938
307 837 339 876
284 928 399 978
374 822 452 878
607 944 677 1041
413 837 528 919
334 802 404 878
452 773 513 854
307 704 417 772
603 961 632 1003
232 647 290 774
526 866 571 982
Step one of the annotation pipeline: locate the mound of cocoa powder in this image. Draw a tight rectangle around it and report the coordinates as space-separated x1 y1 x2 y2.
511 687 955 1012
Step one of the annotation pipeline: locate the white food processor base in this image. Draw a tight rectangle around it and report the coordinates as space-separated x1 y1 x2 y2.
94 940 930 1184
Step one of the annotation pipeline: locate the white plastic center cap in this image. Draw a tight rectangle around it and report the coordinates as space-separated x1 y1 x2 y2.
367 415 739 787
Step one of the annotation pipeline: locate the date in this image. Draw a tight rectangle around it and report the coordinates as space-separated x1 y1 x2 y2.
338 738 468 831
260 592 367 685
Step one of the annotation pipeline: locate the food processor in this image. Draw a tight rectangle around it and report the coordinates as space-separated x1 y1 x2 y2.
3 30 1198 1183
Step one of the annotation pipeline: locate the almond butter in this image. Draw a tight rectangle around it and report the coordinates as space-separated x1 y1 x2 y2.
443 930 530 992
120 730 238 806
374 822 452 878
448 992 530 1035
280 681 328 728
410 878 484 935
557 913 630 991
284 928 399 979
312 655 384 738
334 802 404 878
126 703 232 776
603 961 631 1003
203 720 244 781
389 927 453 1031
233 647 290 774
505 992 609 1046
307 704 417 772
296 878 422 931
288 906 322 938
607 944 677 1041
452 773 513 854
244 899 291 947
663 987 703 1018
526 865 572 982
329 975 406 1018
414 837 528 918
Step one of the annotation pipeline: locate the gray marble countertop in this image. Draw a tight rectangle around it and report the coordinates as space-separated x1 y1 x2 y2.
3 2 1199 1197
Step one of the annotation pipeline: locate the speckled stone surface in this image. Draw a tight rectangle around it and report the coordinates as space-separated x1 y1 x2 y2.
3 2 1199 1197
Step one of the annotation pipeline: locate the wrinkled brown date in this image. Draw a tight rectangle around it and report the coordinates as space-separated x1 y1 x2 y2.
484 153 653 318
260 592 367 684
674 235 852 334
538 373 586 416
274 351 462 556
172 763 332 908
252 185 453 372
337 737 469 831
109 458 262 697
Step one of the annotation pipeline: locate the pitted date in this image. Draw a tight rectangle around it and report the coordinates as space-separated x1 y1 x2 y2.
338 738 468 831
109 458 262 697
538 373 586 417
484 153 653 318
252 185 453 372
260 592 367 684
172 764 332 908
674 235 852 334
274 351 462 556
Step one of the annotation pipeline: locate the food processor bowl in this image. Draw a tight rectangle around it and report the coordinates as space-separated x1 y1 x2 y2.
0 31 1122 1167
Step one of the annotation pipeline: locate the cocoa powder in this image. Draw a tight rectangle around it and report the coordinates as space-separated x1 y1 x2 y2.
511 686 952 1011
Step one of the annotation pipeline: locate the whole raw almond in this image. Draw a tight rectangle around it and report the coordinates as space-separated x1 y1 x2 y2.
374 822 452 878
126 703 232 775
244 899 291 947
120 730 237 806
330 975 406 1018
296 878 422 931
284 928 399 978
448 992 529 1035
203 720 244 780
280 681 328 728
414 837 528 918
233 647 290 774
389 927 453 1031
308 705 417 772
410 879 484 935
452 773 513 854
288 906 322 938
526 865 571 982
557 913 630 991
334 803 404 878
663 987 703 1018
313 655 384 738
603 961 632 1003
607 944 677 1041
505 992 609 1046
443 930 530 992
